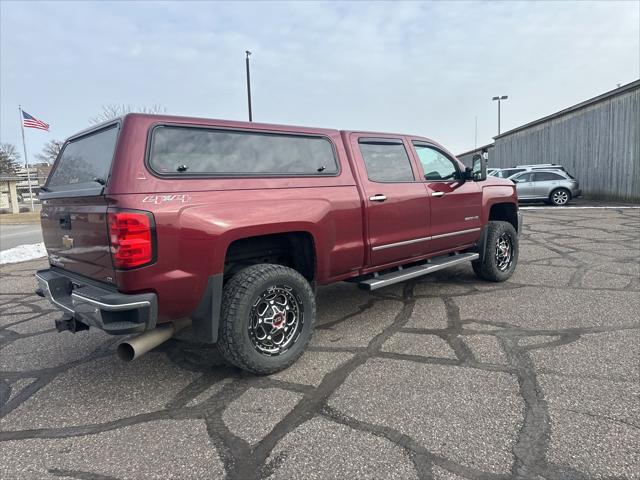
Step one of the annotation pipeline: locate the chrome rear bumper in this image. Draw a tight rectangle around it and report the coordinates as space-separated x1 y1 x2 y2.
36 269 157 335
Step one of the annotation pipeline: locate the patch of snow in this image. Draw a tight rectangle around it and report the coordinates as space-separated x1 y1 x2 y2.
0 242 47 264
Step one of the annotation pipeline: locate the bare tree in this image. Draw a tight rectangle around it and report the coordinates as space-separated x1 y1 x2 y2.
35 139 64 165
0 143 21 175
90 104 166 125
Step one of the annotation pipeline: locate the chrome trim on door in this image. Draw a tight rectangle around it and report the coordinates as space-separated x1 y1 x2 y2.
430 227 481 240
431 191 445 197
369 194 387 202
372 227 481 251
372 236 432 251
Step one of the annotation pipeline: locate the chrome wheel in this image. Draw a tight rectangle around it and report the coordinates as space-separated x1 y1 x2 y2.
249 285 303 356
552 189 569 206
495 233 513 271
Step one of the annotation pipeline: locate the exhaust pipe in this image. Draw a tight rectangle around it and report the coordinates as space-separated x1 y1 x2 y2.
117 318 191 362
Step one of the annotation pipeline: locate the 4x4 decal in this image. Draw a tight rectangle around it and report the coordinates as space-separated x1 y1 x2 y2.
142 194 191 205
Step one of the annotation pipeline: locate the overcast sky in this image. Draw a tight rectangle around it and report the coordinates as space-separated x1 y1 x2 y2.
1 0 638 162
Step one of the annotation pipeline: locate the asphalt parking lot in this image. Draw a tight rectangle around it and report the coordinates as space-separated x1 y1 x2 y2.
1 208 639 480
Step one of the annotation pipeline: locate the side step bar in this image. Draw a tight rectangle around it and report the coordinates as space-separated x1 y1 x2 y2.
358 252 479 291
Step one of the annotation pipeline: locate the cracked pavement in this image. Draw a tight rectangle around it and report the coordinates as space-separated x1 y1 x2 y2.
1 208 639 479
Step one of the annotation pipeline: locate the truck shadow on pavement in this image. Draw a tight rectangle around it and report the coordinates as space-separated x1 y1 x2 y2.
1 208 639 480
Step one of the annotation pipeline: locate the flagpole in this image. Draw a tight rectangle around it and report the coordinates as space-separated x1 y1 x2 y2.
18 105 35 212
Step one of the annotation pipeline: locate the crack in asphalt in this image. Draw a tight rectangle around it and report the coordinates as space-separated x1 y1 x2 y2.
1 209 639 479
48 468 121 480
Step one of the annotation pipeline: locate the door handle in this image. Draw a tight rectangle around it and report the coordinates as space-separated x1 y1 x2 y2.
431 191 445 197
369 194 387 202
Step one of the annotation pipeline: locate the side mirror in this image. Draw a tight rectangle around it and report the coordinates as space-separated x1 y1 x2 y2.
463 166 474 180
471 154 487 181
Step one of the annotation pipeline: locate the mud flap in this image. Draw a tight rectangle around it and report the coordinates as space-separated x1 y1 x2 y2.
191 274 224 343
474 225 490 263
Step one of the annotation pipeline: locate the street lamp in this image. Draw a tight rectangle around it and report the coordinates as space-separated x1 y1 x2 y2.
492 95 508 135
245 50 253 122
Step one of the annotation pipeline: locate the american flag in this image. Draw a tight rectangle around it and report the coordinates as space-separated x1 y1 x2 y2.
22 110 49 131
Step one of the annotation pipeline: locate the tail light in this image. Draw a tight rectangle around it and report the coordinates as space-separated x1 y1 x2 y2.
108 210 156 269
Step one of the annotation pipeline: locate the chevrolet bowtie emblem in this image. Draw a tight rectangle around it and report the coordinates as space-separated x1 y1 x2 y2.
62 235 74 249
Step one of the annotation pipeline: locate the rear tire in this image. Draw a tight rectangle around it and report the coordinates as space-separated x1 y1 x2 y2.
472 221 518 282
550 188 571 206
217 264 315 375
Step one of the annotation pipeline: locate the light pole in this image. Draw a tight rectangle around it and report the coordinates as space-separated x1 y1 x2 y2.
245 50 253 122
492 95 508 135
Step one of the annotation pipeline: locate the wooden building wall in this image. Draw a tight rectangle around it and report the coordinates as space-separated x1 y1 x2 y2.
490 85 639 201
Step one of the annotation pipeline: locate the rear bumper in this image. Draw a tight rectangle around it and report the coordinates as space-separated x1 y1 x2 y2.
572 188 582 198
35 269 157 335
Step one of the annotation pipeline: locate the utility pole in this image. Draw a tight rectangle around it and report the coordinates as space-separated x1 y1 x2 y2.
492 95 508 135
245 50 253 122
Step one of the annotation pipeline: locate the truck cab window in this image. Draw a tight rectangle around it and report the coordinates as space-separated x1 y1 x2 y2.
358 140 415 182
413 144 459 181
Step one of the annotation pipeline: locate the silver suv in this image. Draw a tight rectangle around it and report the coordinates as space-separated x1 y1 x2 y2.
491 163 566 179
510 169 581 206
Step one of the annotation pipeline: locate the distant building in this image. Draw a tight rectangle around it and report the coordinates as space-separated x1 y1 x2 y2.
35 163 53 181
458 80 640 202
457 143 494 167
12 163 52 204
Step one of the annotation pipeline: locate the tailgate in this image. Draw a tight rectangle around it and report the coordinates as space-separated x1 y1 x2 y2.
40 122 120 284
41 196 115 284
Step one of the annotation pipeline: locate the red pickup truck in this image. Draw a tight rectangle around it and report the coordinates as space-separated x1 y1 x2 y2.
36 114 521 374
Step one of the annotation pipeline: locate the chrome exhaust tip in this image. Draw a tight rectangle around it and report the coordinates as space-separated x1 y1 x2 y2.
117 318 191 362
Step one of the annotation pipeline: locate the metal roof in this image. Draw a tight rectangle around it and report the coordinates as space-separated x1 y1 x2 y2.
494 79 640 139
457 143 494 158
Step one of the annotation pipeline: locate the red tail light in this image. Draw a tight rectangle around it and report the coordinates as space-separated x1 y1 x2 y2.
108 210 155 269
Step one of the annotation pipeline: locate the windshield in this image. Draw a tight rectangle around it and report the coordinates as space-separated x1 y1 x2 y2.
47 124 119 192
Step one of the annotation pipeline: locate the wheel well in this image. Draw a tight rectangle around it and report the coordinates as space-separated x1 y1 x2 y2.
224 232 316 281
489 203 518 232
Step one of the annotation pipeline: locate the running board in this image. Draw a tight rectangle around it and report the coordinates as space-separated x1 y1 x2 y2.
358 253 479 291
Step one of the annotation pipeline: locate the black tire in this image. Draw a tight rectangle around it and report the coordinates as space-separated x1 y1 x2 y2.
217 264 315 375
549 188 571 206
472 221 518 282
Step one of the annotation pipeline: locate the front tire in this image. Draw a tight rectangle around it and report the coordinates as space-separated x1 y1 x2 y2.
550 188 571 206
217 264 316 375
472 221 518 282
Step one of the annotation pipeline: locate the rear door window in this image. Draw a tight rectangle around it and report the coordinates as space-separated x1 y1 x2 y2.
47 124 119 192
149 126 338 176
357 139 415 182
534 172 564 181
